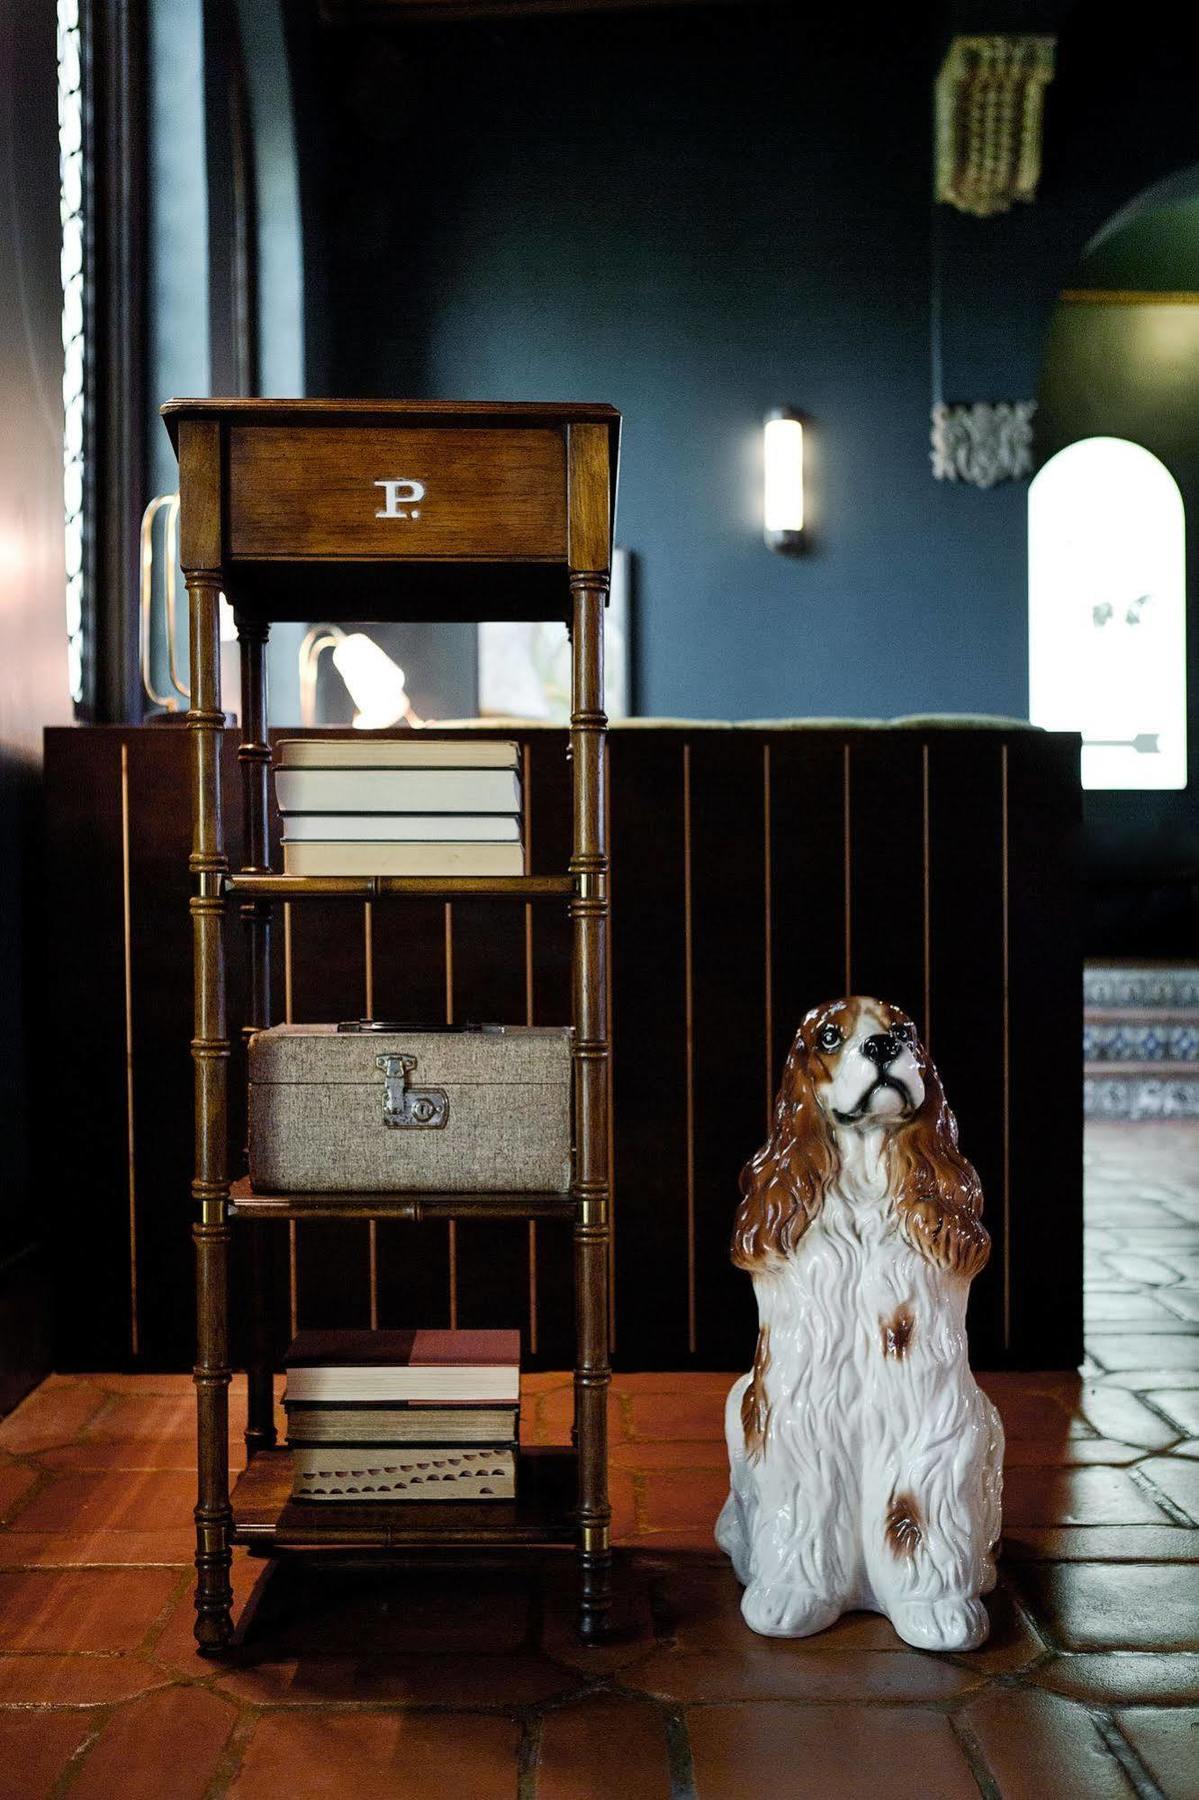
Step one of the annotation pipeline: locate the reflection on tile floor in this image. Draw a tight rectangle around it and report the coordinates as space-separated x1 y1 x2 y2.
1 1121 1197 1797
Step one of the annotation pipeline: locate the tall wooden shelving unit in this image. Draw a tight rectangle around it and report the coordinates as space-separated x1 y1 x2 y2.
164 399 619 1652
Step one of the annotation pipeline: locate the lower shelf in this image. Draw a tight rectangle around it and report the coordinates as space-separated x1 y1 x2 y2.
228 1177 575 1222
232 1446 578 1550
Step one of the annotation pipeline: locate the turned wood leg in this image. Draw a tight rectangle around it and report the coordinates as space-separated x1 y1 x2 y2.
570 569 613 1641
189 571 233 1652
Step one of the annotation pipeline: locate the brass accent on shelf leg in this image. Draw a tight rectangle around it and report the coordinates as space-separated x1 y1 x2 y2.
570 567 613 1641
188 571 233 1653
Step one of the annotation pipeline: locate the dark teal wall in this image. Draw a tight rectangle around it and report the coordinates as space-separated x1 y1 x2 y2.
306 1 1199 724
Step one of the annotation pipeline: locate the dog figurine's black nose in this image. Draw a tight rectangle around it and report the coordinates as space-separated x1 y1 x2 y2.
861 1033 900 1066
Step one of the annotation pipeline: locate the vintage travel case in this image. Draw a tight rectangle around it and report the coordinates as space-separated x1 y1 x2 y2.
248 1023 572 1193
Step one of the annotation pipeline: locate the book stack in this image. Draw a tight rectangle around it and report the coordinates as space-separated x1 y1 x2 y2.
284 1328 520 1502
275 738 524 877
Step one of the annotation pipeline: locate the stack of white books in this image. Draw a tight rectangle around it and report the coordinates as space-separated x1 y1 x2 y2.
275 738 524 877
285 1328 520 1502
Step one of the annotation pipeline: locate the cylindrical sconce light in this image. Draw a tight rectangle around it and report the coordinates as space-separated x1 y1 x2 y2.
764 408 805 552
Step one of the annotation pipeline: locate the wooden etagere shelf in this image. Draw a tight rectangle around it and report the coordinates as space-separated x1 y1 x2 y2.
165 397 619 1652
227 1176 577 1223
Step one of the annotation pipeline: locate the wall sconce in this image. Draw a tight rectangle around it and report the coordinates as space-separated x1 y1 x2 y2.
763 408 806 553
298 625 425 730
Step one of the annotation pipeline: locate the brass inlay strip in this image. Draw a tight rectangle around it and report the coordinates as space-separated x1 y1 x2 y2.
1060 288 1199 306
842 744 852 992
120 744 139 1356
523 744 538 1355
527 1222 538 1355
444 903 454 1022
365 901 378 1328
283 904 294 1023
993 745 1000 1353
763 743 774 1125
284 902 296 1326
683 743 696 1355
605 747 615 1351
445 902 457 1329
922 744 932 1049
448 1222 459 1331
288 1219 298 1338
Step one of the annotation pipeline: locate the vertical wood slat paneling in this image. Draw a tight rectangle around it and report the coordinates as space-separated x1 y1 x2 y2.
687 734 766 1366
925 736 1008 1362
370 894 452 1337
608 730 690 1368
286 900 371 1333
682 744 695 1352
450 898 532 1344
848 734 926 1025
120 745 138 1355
1006 732 1084 1367
765 733 848 1092
45 731 142 1369
43 724 1082 1375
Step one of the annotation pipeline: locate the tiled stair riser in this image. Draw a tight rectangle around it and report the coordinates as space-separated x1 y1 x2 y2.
1084 970 1199 1011
1085 967 1199 1121
1084 1023 1199 1064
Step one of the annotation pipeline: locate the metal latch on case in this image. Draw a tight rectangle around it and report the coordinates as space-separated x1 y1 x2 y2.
375 1053 449 1129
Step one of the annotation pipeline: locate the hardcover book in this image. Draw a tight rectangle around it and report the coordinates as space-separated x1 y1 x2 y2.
281 814 521 842
291 1444 517 1502
280 840 526 877
275 767 522 815
285 1405 519 1446
278 739 519 770
283 1328 520 1404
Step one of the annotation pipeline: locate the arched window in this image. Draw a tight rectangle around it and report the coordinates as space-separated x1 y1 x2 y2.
1029 437 1187 789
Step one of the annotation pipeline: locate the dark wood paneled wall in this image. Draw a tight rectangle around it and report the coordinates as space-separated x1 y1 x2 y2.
43 723 1082 1374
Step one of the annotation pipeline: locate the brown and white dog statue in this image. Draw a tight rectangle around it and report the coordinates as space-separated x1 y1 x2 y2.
716 997 1003 1651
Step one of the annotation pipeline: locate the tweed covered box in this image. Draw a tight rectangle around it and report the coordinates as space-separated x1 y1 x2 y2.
248 1023 572 1193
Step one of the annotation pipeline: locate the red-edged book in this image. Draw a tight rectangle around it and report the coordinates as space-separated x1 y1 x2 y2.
283 1329 520 1405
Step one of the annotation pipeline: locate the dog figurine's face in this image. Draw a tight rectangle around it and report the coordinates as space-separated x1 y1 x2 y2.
803 998 925 1133
733 995 990 1282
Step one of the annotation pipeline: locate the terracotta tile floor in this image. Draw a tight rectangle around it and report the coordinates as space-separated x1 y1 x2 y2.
2 1120 1198 1796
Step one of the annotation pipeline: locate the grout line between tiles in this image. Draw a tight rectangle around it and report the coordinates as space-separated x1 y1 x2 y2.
664 1704 698 1800
1095 1711 1169 1800
947 1711 1003 1800
515 1710 543 1800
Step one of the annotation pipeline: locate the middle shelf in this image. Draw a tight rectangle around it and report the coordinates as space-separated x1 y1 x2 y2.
228 1176 576 1222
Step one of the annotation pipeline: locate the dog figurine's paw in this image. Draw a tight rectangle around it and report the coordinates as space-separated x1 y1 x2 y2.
887 1597 990 1652
741 1580 843 1639
713 1495 751 1585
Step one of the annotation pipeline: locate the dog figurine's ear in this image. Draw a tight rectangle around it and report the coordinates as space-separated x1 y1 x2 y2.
890 1052 990 1279
732 1030 838 1271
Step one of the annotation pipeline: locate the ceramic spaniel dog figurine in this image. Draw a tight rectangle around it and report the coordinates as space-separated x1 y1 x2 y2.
716 997 1003 1652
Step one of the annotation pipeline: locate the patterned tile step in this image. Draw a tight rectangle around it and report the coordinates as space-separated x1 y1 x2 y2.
1085 1070 1199 1120
1084 1018 1199 1064
1084 965 1199 1011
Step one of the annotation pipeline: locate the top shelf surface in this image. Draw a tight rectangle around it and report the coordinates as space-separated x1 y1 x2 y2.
160 397 620 443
